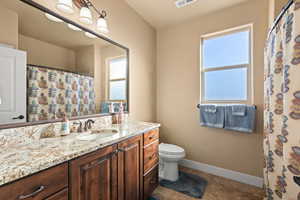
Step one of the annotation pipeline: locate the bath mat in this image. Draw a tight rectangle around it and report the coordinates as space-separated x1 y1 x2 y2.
148 197 159 200
160 171 208 199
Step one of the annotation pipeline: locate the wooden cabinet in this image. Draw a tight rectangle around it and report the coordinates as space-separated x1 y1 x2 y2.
0 163 68 200
143 129 160 200
143 129 159 146
69 145 118 200
117 135 143 200
0 128 160 200
144 140 159 174
143 166 159 200
45 189 68 200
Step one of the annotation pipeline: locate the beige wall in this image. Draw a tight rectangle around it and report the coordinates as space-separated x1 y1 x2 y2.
0 5 18 48
31 0 157 121
269 0 289 26
75 45 95 76
94 44 102 112
269 0 288 26
19 34 76 71
157 0 269 177
275 0 289 17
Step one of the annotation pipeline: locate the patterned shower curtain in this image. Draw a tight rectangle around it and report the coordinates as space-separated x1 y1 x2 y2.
264 1 300 199
27 66 96 122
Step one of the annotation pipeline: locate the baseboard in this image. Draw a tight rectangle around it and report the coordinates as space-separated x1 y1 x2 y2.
179 159 263 188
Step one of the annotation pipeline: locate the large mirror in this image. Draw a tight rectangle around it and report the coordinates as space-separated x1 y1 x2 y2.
0 0 129 125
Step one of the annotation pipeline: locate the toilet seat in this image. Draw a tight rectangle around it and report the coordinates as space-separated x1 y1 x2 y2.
159 143 185 156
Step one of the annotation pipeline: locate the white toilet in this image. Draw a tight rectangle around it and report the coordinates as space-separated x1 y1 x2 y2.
159 143 185 182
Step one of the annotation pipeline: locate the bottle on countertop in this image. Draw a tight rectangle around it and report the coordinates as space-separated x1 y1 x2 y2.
61 115 70 136
110 103 119 124
109 102 115 113
119 103 124 124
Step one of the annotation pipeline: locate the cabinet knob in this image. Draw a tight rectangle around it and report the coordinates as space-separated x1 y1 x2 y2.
12 115 25 120
18 185 45 199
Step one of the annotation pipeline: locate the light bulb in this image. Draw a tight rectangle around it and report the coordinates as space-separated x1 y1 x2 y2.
79 7 93 25
56 0 74 14
97 17 109 34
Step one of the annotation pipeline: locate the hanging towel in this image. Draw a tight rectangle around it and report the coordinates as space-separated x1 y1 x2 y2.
224 105 256 133
199 105 225 128
231 105 247 116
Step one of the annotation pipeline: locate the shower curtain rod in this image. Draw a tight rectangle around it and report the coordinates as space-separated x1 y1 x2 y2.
269 0 294 37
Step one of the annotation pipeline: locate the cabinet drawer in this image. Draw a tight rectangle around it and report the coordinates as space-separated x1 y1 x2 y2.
144 140 159 174
143 166 159 200
0 163 68 200
45 188 68 200
144 129 159 146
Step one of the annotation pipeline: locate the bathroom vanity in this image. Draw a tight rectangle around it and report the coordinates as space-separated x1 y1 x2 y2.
0 121 160 200
0 0 161 199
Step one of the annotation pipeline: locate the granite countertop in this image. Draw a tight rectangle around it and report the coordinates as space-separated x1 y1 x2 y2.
0 121 160 186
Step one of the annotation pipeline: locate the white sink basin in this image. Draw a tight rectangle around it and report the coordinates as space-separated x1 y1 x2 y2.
91 128 119 138
76 132 96 141
75 129 119 141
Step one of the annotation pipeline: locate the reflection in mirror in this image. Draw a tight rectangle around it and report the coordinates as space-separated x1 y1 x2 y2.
0 0 129 125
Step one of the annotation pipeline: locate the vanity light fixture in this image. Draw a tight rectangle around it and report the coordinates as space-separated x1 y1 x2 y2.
67 23 82 31
84 32 97 39
75 0 109 33
79 6 93 25
52 0 110 34
45 13 64 23
96 11 109 34
56 0 75 14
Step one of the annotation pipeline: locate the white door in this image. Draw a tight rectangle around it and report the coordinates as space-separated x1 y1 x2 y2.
0 47 26 124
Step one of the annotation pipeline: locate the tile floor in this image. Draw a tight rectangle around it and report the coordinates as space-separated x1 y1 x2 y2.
152 167 264 200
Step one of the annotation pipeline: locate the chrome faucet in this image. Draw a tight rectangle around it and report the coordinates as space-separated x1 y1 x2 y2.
84 119 95 131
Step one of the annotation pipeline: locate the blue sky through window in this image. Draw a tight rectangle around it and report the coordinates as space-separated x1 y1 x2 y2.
110 80 126 100
202 29 250 101
204 68 247 101
203 30 249 69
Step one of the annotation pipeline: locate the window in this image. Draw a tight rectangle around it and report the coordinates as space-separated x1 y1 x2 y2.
108 57 127 101
200 25 252 103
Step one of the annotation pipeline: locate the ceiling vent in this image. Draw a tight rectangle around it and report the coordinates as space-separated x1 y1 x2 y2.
175 0 197 8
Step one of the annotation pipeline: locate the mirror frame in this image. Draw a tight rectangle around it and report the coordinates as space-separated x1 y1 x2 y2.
0 0 130 130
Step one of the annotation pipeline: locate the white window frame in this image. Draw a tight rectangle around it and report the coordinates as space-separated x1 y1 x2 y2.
200 24 253 104
106 56 127 102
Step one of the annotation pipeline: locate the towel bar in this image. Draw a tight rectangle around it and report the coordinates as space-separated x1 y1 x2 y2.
197 104 257 110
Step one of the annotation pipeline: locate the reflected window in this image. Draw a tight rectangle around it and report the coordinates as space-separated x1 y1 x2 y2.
108 57 127 101
201 26 252 102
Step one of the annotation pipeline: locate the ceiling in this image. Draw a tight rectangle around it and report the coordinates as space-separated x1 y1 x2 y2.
1 0 113 50
125 0 250 28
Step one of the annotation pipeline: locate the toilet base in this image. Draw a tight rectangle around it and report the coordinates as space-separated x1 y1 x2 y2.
159 161 179 182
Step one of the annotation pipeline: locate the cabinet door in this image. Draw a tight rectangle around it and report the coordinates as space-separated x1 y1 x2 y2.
45 189 68 200
0 46 26 124
70 145 118 200
118 135 143 200
0 164 68 200
143 166 159 200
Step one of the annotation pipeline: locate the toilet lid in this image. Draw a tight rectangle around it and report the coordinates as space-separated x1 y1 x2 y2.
159 143 185 155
